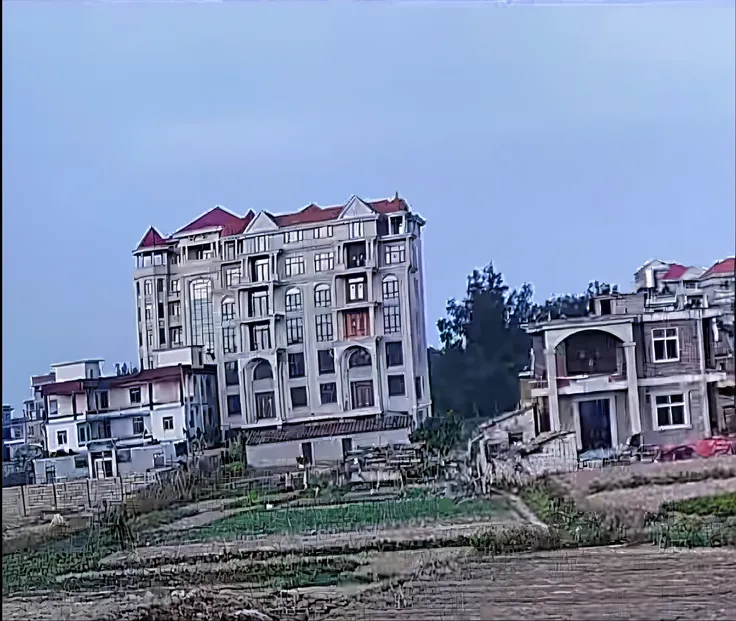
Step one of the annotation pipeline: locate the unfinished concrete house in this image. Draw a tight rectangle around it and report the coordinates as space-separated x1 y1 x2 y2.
524 285 734 453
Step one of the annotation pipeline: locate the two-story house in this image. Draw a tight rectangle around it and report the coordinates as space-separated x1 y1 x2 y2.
38 346 218 481
131 194 432 468
525 291 732 453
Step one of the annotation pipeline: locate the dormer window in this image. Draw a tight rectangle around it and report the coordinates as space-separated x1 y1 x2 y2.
390 216 404 235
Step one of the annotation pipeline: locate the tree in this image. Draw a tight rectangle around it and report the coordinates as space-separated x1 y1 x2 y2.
429 262 613 421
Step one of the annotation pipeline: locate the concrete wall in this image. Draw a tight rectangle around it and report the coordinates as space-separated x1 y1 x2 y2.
2 472 159 519
637 319 703 378
638 383 708 445
246 427 411 469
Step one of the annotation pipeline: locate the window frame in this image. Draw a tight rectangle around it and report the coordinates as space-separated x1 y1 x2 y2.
286 317 304 345
284 255 305 277
224 265 242 287
290 386 308 409
285 287 303 313
386 341 404 367
314 284 332 308
284 230 304 244
314 252 335 272
651 327 680 363
384 243 406 265
162 416 174 431
129 387 142 404
221 300 236 321
315 313 334 342
387 374 406 396
224 361 239 386
347 277 366 302
255 391 276 420
57 430 68 445
320 382 338 405
652 392 689 430
384 305 401 334
222 325 238 353
132 416 145 435
288 352 306 378
318 349 335 375
382 275 400 300
314 225 333 239
226 394 242 417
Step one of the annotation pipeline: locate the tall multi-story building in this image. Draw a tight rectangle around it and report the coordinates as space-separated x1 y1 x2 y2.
132 194 432 467
2 405 27 462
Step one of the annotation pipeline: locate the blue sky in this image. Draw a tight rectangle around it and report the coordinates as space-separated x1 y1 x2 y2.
2 4 734 410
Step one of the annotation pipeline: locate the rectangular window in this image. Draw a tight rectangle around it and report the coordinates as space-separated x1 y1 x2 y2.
163 416 174 431
147 329 154 346
224 265 242 287
318 349 335 374
49 399 58 417
654 393 687 428
57 430 68 445
133 416 145 435
255 392 276 420
225 361 239 386
223 326 238 353
384 243 406 265
157 279 164 292
291 386 308 408
248 291 269 318
251 324 271 351
224 241 236 260
253 258 270 282
129 387 142 404
222 301 236 321
315 314 334 342
415 376 423 399
170 327 183 346
159 327 166 345
170 280 180 294
390 216 404 235
345 311 369 338
347 277 366 302
652 327 679 362
227 395 242 417
388 374 406 396
384 306 401 334
157 301 165 319
145 304 153 320
288 352 306 378
144 281 153 296
314 225 333 239
320 382 337 404
77 424 89 444
314 252 334 272
284 255 305 277
96 391 109 410
284 230 304 244
169 301 181 318
386 341 404 367
254 235 269 253
349 221 364 239
285 288 303 312
314 285 332 308
301 442 314 465
286 317 304 345
351 380 374 409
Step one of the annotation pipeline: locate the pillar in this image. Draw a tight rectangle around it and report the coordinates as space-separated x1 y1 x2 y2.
624 342 642 435
696 318 712 437
544 349 561 431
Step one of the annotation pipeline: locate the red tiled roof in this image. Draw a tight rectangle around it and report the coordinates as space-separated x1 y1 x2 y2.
661 264 689 280
175 206 249 236
137 196 409 249
136 227 169 250
31 373 56 388
702 257 735 279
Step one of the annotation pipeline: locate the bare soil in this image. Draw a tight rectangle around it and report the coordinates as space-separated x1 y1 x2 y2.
4 546 735 621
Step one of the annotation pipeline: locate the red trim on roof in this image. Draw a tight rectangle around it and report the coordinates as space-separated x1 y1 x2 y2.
661 264 688 280
175 206 248 236
702 258 736 279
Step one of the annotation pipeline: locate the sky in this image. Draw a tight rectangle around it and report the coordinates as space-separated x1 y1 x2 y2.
2 3 735 410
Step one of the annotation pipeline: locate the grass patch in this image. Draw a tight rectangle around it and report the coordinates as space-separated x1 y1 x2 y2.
586 466 736 494
661 493 736 518
162 497 501 542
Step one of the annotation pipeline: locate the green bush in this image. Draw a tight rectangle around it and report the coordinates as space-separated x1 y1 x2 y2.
662 493 736 518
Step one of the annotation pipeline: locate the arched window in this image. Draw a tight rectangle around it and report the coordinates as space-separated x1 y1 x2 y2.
285 287 302 312
314 283 331 308
221 297 236 321
382 275 399 300
189 279 215 355
253 360 273 380
348 348 372 368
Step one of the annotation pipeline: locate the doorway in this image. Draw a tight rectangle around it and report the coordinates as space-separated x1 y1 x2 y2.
578 399 613 451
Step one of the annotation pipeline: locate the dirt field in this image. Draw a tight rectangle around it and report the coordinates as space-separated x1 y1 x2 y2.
4 546 735 621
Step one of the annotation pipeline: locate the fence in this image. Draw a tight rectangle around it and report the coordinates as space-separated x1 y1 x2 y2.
2 472 159 519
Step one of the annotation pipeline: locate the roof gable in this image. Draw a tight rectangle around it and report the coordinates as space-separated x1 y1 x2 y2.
338 195 375 220
245 211 279 234
272 204 343 227
135 227 169 251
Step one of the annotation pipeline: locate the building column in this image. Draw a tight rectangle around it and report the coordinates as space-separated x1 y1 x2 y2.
624 342 642 435
696 318 712 437
544 349 561 431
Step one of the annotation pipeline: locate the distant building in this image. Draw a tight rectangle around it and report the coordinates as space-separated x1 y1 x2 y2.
36 346 218 482
131 194 432 468
2 405 27 462
524 262 735 452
